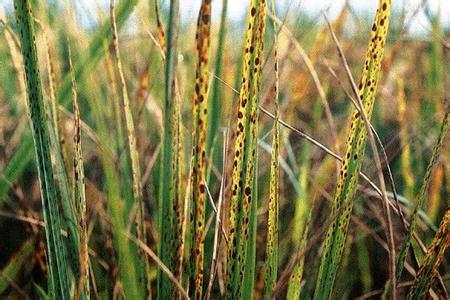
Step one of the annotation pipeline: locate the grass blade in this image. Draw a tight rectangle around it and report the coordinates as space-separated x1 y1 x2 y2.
263 0 279 298
103 41 125 154
68 43 90 300
40 23 82 286
13 0 70 298
187 0 212 298
242 166 258 300
407 207 449 300
396 111 448 279
225 0 267 298
7 13 81 282
110 1 149 297
206 0 228 156
314 1 391 299
286 206 313 300
158 0 180 298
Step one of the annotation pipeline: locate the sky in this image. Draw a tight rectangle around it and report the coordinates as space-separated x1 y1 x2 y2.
1 0 449 35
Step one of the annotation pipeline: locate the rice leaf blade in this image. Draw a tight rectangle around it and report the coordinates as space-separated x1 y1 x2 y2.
314 1 391 299
68 43 90 300
206 0 228 156
158 0 180 298
263 0 279 297
287 207 313 300
407 207 449 299
110 1 149 297
187 0 212 298
13 0 70 298
225 0 267 298
396 111 448 280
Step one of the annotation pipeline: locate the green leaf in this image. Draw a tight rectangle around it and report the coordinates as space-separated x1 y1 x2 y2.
14 0 71 297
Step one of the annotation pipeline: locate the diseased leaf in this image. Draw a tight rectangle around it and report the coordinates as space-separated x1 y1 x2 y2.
314 1 392 299
14 0 70 298
407 207 449 299
187 0 212 298
225 0 267 298
263 0 280 298
68 43 90 300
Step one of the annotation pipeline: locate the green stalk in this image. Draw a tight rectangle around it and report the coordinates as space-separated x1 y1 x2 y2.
206 0 228 156
13 0 70 298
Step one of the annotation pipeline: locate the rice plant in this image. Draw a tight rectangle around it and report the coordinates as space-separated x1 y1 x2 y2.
263 0 280 298
225 0 266 298
67 42 90 300
1 0 449 299
13 0 70 298
314 1 392 299
407 206 449 300
187 0 213 299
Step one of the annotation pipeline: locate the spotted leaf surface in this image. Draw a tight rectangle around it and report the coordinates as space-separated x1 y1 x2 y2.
263 0 280 298
226 0 267 298
14 0 70 298
187 1 212 298
314 1 392 299
408 206 449 299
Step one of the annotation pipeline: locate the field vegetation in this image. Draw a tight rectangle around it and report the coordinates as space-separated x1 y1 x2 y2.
0 0 448 299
